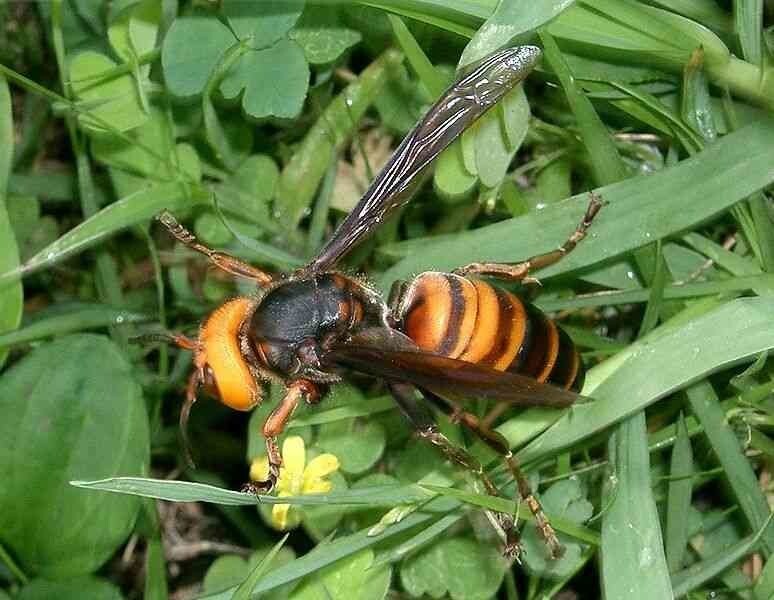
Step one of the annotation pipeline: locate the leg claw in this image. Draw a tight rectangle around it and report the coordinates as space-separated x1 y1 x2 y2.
241 479 274 495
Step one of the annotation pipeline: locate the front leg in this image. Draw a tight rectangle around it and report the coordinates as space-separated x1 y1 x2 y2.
243 379 319 494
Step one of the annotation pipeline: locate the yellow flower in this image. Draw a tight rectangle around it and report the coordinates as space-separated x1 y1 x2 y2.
250 436 339 530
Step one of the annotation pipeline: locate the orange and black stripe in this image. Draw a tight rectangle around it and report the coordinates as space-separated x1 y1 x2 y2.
400 272 583 391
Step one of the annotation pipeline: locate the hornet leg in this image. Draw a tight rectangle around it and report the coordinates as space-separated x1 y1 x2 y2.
454 193 603 283
158 211 273 284
427 391 564 559
388 381 522 559
244 379 319 494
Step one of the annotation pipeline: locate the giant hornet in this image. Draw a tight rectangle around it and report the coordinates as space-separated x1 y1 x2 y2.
155 46 602 559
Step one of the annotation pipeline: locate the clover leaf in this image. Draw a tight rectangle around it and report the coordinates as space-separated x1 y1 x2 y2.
290 6 361 65
223 0 304 48
161 15 236 100
220 38 309 120
69 51 148 133
289 549 391 600
521 478 594 579
400 537 507 600
162 7 310 120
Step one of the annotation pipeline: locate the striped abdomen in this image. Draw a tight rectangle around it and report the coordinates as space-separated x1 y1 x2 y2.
397 272 583 391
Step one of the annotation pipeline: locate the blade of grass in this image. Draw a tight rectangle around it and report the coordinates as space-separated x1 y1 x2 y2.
0 306 150 349
640 0 733 34
681 232 760 276
601 412 672 598
538 29 627 186
0 74 22 368
287 396 395 428
638 239 669 336
671 514 773 597
734 0 764 66
686 380 774 555
234 533 289 600
0 181 208 283
458 0 575 67
275 49 403 229
387 14 445 96
53 0 127 344
371 514 462 568
198 495 460 599
70 477 434 506
665 413 694 572
517 298 774 467
354 0 485 38
537 274 774 311
381 119 774 290
419 483 600 545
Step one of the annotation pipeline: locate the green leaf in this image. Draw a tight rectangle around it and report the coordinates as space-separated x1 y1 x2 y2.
380 119 774 288
473 84 530 188
522 479 593 579
223 0 304 48
601 412 672 598
400 536 507 600
665 413 694 572
0 335 148 577
91 106 200 182
686 380 774 555
1 182 208 282
288 549 390 600
459 0 575 66
734 0 763 66
0 75 22 367
17 576 123 600
276 49 403 228
234 534 290 600
161 16 235 99
517 298 774 466
754 553 774 600
0 305 149 349
69 51 148 133
433 140 477 201
203 545 297 597
229 154 280 206
204 555 250 595
220 38 309 120
672 516 771 597
71 477 434 507
539 28 627 186
316 419 386 475
108 0 160 75
290 6 362 65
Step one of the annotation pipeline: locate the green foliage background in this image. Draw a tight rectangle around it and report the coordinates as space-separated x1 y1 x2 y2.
1 0 774 598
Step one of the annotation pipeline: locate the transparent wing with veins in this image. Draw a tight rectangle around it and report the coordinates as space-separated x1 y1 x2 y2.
307 45 542 273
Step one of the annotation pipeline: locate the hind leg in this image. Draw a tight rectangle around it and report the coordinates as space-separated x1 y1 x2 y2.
388 381 522 558
454 193 603 284
426 391 564 559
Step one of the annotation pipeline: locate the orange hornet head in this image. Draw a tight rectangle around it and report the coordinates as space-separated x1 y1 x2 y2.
176 296 264 465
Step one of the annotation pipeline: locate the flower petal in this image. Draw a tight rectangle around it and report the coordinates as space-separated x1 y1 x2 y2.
282 436 306 476
272 503 291 530
304 479 333 495
249 457 270 482
304 453 340 484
